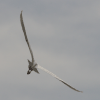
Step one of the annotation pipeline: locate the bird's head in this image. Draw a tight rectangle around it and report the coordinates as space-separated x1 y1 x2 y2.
27 70 31 74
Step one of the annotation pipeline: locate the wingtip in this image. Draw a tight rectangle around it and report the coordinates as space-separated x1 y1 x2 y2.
21 10 23 14
78 91 83 93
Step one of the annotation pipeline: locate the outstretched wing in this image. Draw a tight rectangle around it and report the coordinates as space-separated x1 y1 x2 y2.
37 65 82 92
20 11 34 63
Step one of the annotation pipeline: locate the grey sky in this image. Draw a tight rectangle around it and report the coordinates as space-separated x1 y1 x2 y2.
0 0 100 100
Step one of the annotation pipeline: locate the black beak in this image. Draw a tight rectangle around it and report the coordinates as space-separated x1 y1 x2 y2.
27 70 31 74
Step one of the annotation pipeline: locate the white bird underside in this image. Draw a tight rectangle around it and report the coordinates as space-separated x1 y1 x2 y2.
20 11 82 93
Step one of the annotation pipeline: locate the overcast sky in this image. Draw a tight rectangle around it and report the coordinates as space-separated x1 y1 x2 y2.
0 0 100 100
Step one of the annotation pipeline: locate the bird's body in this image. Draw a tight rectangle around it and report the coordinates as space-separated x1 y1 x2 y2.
27 60 39 74
20 11 82 93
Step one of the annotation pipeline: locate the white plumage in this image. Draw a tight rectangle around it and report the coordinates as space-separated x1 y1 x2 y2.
20 11 82 93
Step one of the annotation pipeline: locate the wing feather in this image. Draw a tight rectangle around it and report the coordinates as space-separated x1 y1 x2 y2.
20 11 34 63
37 65 82 92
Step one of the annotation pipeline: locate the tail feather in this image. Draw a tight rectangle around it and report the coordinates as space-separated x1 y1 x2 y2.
33 67 39 74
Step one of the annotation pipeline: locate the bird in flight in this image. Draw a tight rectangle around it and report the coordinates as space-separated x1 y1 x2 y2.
20 11 82 93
